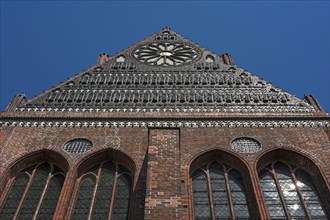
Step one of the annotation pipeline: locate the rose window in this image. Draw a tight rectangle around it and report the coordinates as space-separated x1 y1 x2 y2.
133 42 199 66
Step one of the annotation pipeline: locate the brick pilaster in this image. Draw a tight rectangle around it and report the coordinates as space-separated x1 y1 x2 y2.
144 128 182 219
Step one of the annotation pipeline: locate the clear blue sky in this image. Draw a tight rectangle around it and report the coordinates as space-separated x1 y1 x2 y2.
1 1 329 112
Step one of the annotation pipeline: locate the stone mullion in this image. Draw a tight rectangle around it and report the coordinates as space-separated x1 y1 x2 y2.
55 168 76 219
224 170 235 219
0 177 15 208
32 165 53 220
88 164 102 220
290 170 312 220
250 169 269 219
272 170 291 220
13 167 37 220
205 169 216 220
108 164 119 220
126 173 134 220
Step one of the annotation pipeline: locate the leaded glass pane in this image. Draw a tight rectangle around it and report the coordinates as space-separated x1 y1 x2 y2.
87 164 100 175
63 139 92 154
259 170 285 218
209 163 230 219
275 163 306 218
0 174 29 220
112 174 131 220
91 162 116 219
118 165 129 174
295 169 326 219
260 162 328 220
37 174 64 220
72 161 132 219
24 166 35 175
72 175 96 220
228 169 250 219
192 170 210 219
52 165 63 174
18 163 50 219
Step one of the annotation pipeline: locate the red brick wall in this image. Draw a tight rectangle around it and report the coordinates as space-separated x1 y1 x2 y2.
144 129 182 219
0 125 329 219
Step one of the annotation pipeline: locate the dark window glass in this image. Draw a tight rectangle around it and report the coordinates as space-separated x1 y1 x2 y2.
38 174 65 219
192 171 210 219
18 163 51 219
71 175 96 220
0 163 64 220
192 162 251 220
259 162 327 219
229 169 250 218
72 161 132 219
112 174 131 220
210 163 230 219
0 174 29 219
92 162 115 219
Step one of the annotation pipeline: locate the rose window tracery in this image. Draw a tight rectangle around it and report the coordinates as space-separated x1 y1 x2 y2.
133 42 199 66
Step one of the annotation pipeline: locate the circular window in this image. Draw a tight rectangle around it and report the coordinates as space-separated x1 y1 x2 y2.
63 139 92 154
231 137 261 154
133 42 199 66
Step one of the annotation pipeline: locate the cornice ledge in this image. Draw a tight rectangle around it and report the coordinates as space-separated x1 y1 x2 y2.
0 114 329 121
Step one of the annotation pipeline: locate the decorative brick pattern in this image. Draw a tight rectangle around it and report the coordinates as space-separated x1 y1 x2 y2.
12 28 316 114
145 129 182 219
0 124 329 219
0 27 329 219
231 137 261 153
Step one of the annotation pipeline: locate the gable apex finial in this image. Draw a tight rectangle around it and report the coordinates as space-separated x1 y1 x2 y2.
162 26 171 31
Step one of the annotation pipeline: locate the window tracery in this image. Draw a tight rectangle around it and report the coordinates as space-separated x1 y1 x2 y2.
192 161 250 220
71 161 132 220
259 161 327 219
0 163 65 219
133 43 199 66
63 138 92 154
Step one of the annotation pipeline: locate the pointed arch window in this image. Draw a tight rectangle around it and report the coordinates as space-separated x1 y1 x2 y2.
259 161 327 219
71 161 132 220
192 161 251 219
0 162 65 219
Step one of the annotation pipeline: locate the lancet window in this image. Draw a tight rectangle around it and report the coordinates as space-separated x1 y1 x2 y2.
0 162 65 219
259 161 327 219
71 161 132 220
192 161 250 219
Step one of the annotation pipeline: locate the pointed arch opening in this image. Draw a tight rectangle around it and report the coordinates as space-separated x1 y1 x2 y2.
0 150 68 219
189 149 257 220
257 149 330 219
70 149 135 220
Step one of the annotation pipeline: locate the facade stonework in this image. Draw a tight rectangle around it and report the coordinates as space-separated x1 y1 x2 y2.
0 28 329 219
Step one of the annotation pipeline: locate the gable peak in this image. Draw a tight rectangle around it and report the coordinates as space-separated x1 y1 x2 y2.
12 28 320 115
161 26 171 31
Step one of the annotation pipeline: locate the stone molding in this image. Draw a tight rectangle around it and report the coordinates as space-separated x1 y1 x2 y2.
0 119 328 128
